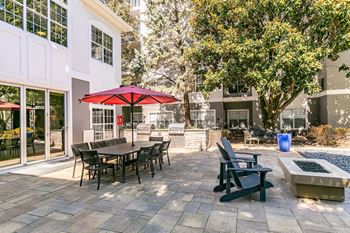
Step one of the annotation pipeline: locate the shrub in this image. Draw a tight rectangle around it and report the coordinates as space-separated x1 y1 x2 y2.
308 125 350 147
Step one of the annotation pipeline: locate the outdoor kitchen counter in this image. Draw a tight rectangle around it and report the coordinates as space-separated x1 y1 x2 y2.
121 128 212 152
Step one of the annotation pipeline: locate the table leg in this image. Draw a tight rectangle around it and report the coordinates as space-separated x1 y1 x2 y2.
122 155 126 183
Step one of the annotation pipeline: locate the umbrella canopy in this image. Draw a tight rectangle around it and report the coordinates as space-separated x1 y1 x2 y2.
80 85 179 145
80 85 178 105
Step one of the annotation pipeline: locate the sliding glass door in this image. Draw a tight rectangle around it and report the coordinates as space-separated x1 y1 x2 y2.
0 84 21 168
49 92 66 158
26 89 46 162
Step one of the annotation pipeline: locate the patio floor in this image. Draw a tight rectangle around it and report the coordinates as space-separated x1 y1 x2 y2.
0 147 350 233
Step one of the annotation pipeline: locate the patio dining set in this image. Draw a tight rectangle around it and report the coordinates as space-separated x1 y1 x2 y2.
71 136 171 190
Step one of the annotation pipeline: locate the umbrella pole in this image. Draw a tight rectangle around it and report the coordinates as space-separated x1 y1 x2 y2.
131 104 135 146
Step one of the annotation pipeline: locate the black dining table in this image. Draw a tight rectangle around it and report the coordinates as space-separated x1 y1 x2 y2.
96 141 162 183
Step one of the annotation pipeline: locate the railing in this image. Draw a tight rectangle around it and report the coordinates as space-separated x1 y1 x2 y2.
223 89 252 98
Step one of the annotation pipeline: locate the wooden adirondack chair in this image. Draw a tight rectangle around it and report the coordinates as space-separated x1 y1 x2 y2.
216 143 273 202
221 137 261 167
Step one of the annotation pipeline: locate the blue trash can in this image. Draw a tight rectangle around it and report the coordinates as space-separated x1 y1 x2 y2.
277 133 292 152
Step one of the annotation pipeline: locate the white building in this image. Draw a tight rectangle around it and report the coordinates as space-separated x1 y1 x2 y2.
0 0 132 169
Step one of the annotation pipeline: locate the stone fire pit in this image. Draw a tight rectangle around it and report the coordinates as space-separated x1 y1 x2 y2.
278 157 350 201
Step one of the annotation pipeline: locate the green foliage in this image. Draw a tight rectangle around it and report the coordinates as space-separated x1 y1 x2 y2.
188 0 350 129
143 0 195 127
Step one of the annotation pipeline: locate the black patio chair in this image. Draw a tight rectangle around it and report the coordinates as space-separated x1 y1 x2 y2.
117 137 127 144
149 142 164 170
79 149 115 190
149 136 163 142
216 143 273 202
71 143 90 178
125 145 155 184
160 140 171 166
105 139 118 146
221 137 261 167
90 141 107 149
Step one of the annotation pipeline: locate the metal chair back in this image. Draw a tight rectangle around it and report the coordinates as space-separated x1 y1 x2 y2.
149 136 163 142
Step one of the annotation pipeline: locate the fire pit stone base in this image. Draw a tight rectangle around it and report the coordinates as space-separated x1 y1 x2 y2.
278 158 350 201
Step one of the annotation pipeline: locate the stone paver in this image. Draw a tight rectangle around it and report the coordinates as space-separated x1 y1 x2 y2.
0 146 349 233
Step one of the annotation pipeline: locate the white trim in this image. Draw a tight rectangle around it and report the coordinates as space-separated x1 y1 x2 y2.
190 109 216 129
227 109 249 129
147 111 174 127
279 108 308 130
81 0 133 32
311 89 350 98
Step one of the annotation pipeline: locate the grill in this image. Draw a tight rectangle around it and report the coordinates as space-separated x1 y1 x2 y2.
137 123 155 135
168 123 185 135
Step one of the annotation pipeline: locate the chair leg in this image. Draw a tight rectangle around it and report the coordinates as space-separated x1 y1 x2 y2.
112 166 115 182
159 157 162 170
80 167 84 186
72 157 77 178
136 163 141 184
150 161 155 177
167 151 170 166
97 170 101 190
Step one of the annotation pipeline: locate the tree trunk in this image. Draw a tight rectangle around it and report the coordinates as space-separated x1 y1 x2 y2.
259 96 279 131
183 92 192 128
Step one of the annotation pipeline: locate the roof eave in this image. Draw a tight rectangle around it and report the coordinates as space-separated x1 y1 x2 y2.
81 0 133 33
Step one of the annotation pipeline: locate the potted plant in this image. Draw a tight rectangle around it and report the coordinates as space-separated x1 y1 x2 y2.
277 128 292 152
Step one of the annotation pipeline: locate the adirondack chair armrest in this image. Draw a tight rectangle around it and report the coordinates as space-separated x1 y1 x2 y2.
227 167 272 173
235 152 262 156
234 157 256 162
230 159 255 164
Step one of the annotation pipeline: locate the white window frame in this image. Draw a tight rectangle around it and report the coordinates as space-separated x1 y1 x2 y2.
190 109 216 129
148 111 173 129
49 0 68 46
91 25 113 66
91 106 115 141
227 109 249 129
280 108 307 130
130 0 140 7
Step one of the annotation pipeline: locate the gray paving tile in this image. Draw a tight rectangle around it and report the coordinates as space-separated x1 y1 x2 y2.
178 212 208 229
139 214 179 233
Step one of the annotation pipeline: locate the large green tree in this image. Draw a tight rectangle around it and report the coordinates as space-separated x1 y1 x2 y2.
188 0 350 129
143 0 195 127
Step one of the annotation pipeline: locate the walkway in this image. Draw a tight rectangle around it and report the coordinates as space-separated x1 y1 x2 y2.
0 147 349 233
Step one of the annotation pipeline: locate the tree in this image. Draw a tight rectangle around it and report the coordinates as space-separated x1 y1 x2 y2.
188 0 350 129
143 0 195 127
106 0 143 84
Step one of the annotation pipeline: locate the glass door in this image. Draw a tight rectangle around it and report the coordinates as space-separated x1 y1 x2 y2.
0 84 21 168
26 89 46 162
49 92 66 158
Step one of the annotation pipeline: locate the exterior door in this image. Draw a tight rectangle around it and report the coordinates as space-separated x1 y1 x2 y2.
26 88 46 162
49 92 66 158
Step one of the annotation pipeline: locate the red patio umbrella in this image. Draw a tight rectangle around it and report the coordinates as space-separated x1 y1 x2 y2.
80 85 179 145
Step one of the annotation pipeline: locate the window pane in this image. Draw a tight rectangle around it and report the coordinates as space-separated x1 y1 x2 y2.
0 84 21 168
50 1 67 46
91 26 113 65
26 89 45 162
228 110 248 128
92 108 114 140
0 0 23 29
50 92 65 158
26 6 48 38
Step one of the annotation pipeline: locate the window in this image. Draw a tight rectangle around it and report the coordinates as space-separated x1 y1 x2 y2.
227 109 249 129
149 111 173 129
26 0 48 38
224 80 251 97
91 26 113 65
50 1 67 46
130 0 140 7
281 109 306 130
92 108 114 140
190 110 216 129
0 0 24 29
